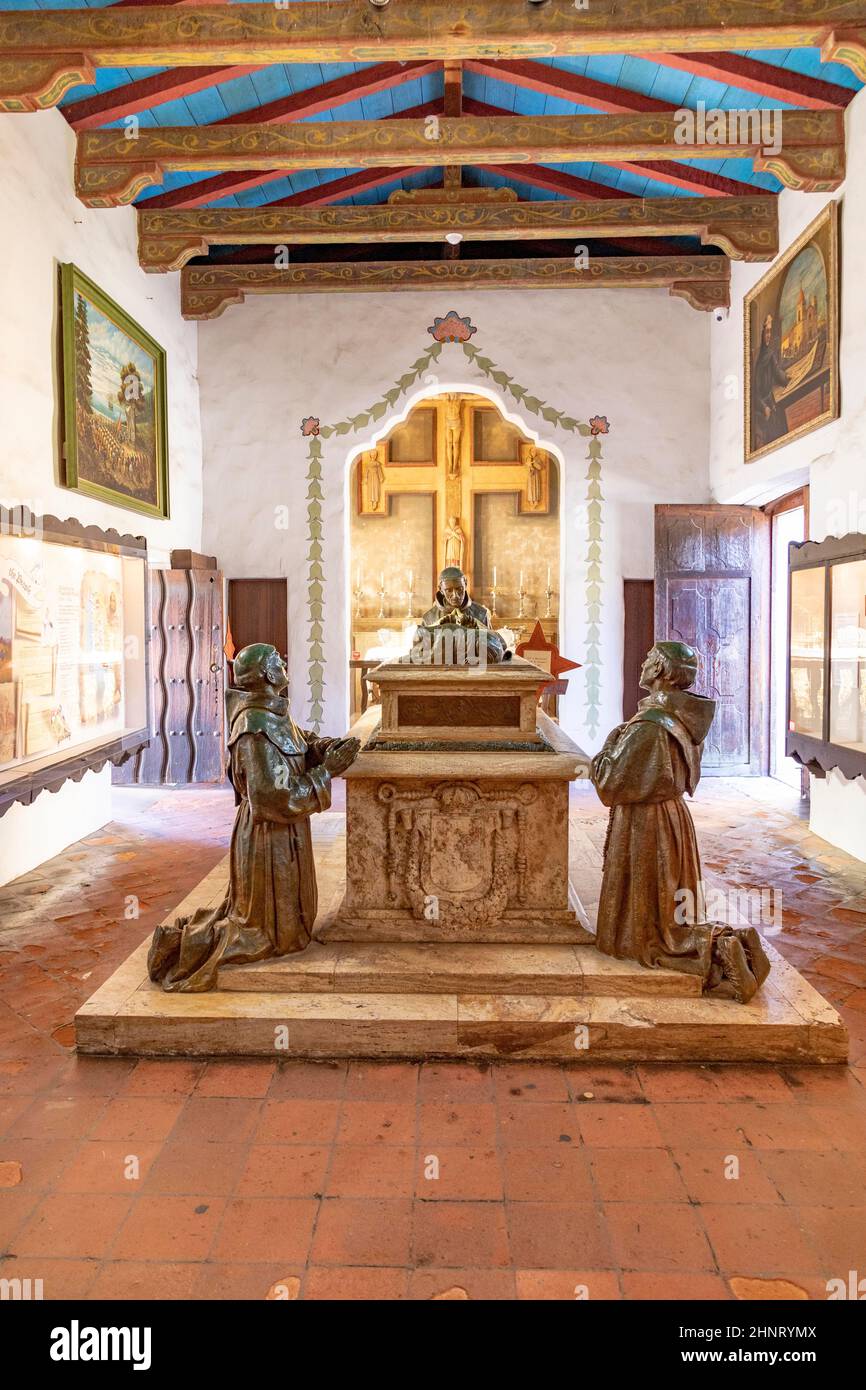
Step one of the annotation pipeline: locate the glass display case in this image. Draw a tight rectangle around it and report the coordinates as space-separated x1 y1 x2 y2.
787 533 866 779
0 507 150 815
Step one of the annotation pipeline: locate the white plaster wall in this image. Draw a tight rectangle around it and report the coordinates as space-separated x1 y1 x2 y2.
709 87 866 859
199 285 711 750
0 110 204 884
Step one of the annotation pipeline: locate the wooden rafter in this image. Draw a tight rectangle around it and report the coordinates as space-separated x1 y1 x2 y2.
65 58 437 133
75 110 844 206
3 2 866 110
138 194 778 271
180 254 731 320
645 52 857 109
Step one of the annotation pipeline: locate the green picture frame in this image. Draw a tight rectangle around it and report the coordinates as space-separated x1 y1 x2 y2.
60 263 169 519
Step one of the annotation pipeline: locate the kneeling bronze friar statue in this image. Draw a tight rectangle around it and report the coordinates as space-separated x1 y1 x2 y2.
413 565 511 664
590 641 770 1003
148 643 359 992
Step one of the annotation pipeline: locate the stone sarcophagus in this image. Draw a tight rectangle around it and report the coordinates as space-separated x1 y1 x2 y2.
321 658 592 945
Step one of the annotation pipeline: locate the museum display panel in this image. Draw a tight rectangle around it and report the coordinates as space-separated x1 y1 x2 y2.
0 508 149 814
787 533 866 779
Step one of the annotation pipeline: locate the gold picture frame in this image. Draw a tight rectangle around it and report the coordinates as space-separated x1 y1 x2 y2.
744 201 839 465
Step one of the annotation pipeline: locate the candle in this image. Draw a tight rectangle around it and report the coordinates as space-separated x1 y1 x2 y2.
492 566 497 586
547 565 551 588
379 572 384 590
356 567 361 589
519 569 524 589
408 569 413 588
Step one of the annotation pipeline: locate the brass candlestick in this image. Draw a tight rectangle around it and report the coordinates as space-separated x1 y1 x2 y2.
377 583 387 620
352 584 363 618
517 583 527 619
489 585 498 622
544 584 554 619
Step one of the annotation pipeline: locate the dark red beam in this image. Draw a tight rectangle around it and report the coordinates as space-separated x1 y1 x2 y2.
267 166 427 208
466 58 669 113
139 98 441 208
66 66 259 131
217 61 438 126
645 51 856 109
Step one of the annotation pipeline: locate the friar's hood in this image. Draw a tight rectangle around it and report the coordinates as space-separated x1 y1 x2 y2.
632 687 717 796
225 689 307 758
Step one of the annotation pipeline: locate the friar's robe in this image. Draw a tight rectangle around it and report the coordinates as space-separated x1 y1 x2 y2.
148 693 333 992
590 687 716 977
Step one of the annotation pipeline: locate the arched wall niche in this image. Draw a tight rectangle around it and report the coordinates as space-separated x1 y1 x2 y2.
343 381 566 720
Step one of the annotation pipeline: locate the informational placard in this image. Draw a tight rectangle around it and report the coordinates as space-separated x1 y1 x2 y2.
0 526 147 781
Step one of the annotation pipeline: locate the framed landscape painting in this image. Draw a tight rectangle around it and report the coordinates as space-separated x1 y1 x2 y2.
744 202 839 464
60 264 169 519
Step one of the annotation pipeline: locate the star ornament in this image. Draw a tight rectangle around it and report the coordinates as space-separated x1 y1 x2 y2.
516 620 581 693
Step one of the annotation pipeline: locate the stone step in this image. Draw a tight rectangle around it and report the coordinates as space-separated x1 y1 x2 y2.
216 942 704 998
76 938 848 1064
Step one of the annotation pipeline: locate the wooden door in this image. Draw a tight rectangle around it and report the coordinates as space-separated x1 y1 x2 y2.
654 505 770 775
623 579 654 720
113 568 225 785
227 578 288 662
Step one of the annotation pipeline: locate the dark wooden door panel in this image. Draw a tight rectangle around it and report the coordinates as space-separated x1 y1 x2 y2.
228 578 288 661
655 505 770 776
114 568 225 786
622 578 654 720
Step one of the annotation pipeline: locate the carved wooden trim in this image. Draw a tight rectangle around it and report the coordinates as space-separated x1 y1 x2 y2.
3 4 866 110
138 195 779 271
76 111 843 205
181 256 731 319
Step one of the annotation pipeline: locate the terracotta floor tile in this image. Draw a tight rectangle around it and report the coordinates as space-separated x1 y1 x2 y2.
89 1097 184 1145
503 1146 594 1203
213 1197 319 1264
758 1150 866 1206
701 1203 819 1277
193 1262 304 1301
498 1100 579 1149
412 1200 509 1268
797 1205 866 1276
621 1272 731 1300
112 1195 225 1262
515 1270 621 1300
0 1255 98 1300
120 1059 206 1098
674 1148 781 1205
634 1065 720 1104
506 1202 612 1269
311 1198 412 1267
305 1265 409 1300
417 1062 493 1103
254 1099 340 1146
267 1061 347 1101
577 1103 663 1149
565 1065 645 1104
344 1062 418 1103
605 1202 715 1272
409 1267 516 1300
651 1103 752 1151
0 1189 42 1246
7 1095 107 1142
0 1135 81 1192
417 1101 498 1148
88 1260 202 1301
13 1192 133 1259
705 1066 794 1103
336 1100 416 1146
780 1065 866 1104
195 1060 275 1098
56 1140 161 1194
236 1144 331 1199
590 1148 687 1203
326 1145 415 1199
415 1147 503 1201
167 1096 261 1146
493 1063 571 1103
143 1141 249 1197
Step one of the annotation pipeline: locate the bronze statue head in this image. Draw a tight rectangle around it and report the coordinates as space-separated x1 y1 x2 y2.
437 566 468 610
233 642 288 693
639 641 700 693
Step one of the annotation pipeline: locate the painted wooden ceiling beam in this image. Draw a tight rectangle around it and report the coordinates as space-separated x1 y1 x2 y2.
180 252 731 320
75 109 844 206
138 193 777 271
66 58 437 133
463 98 761 198
137 97 441 208
3 2 866 110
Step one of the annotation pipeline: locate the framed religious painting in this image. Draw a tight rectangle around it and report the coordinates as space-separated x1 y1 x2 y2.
744 202 839 465
59 264 169 519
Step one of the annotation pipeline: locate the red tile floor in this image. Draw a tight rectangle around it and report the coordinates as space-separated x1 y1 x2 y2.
1 777 865 1301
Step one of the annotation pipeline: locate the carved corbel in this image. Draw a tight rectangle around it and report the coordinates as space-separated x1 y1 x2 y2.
0 56 93 112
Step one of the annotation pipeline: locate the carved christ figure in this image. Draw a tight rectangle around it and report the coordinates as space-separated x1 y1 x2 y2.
443 515 466 571
444 395 462 478
526 446 544 508
364 447 385 511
